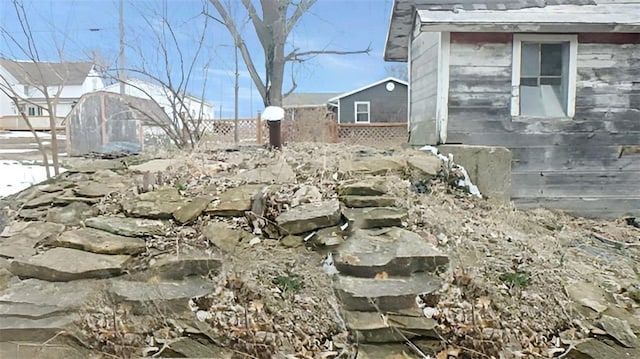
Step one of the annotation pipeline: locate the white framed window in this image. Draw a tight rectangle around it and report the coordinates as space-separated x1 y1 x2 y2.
354 101 370 123
511 34 578 118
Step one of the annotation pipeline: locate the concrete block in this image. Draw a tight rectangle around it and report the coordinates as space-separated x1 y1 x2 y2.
438 145 512 204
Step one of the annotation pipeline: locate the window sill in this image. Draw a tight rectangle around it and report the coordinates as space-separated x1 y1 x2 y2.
512 116 573 122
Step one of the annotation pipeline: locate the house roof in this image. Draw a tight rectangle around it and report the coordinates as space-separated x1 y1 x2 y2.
327 77 408 102
384 0 640 61
282 92 342 108
0 58 94 86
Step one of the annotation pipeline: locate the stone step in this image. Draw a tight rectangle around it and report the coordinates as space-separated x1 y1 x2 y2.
333 274 441 312
343 310 437 343
9 247 129 281
54 228 146 255
338 178 389 196
335 228 448 277
343 207 407 229
340 195 397 208
356 340 443 359
84 216 168 237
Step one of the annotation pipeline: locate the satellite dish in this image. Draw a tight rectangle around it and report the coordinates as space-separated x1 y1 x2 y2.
262 106 285 122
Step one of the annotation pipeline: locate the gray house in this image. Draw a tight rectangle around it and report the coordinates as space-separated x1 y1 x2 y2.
329 77 408 124
385 0 640 218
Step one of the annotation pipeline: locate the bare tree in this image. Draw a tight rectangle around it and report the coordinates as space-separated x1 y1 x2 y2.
385 63 408 81
0 0 68 178
207 0 371 107
105 1 213 149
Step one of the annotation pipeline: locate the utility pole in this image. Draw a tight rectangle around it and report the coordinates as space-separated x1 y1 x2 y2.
234 42 239 145
118 0 126 95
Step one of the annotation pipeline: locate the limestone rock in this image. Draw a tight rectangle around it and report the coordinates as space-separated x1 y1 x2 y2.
46 202 99 226
0 313 80 342
280 234 304 248
340 195 396 208
335 228 448 277
164 337 234 358
203 222 251 252
0 222 65 259
67 159 127 173
340 157 405 176
0 341 93 359
338 178 388 196
206 184 265 216
343 311 437 343
598 315 640 348
54 228 146 255
360 207 408 229
122 187 185 219
357 341 442 359
406 154 442 179
173 196 212 224
334 274 441 311
236 162 295 184
84 216 168 237
276 199 341 234
23 191 60 208
574 338 640 359
73 182 113 197
147 251 223 280
108 277 215 314
0 268 13 291
129 159 177 173
10 247 129 281
290 185 322 207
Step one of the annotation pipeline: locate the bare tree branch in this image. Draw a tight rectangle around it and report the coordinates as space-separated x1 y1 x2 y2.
285 45 372 63
285 0 317 35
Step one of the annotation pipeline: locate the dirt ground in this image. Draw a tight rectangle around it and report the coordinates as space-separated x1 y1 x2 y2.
1 139 638 358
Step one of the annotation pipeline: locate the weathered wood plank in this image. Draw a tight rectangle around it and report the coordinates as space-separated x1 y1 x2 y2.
449 93 511 108
449 43 511 67
514 197 640 218
449 79 512 94
510 146 640 172
449 65 511 79
511 170 640 198
446 131 640 147
447 118 640 135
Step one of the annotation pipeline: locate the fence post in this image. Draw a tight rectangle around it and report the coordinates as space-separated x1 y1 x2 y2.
256 112 262 145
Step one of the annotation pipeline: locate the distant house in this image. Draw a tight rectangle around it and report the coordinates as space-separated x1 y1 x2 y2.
282 92 341 122
328 77 408 124
384 0 640 217
0 58 103 129
103 78 214 121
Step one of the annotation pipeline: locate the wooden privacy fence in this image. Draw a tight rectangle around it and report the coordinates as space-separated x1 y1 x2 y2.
200 116 407 147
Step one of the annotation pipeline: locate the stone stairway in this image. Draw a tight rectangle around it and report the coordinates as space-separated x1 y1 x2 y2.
330 178 450 358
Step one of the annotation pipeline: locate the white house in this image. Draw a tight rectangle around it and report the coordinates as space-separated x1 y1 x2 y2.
0 58 103 129
102 78 214 121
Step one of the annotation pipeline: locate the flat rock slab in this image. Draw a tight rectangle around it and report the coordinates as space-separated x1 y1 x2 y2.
206 184 265 216
235 162 295 184
67 159 127 173
122 187 186 219
54 228 146 255
10 248 129 281
85 216 168 237
73 182 114 197
357 341 442 359
130 159 178 173
343 311 437 343
334 274 441 312
147 251 223 280
46 202 99 226
23 191 61 209
276 199 341 234
345 207 407 229
0 314 80 342
0 278 101 309
165 337 234 358
340 157 405 176
0 341 94 359
406 154 442 178
338 178 388 196
0 222 65 259
598 315 640 348
574 338 640 359
336 228 448 277
173 196 213 224
108 277 216 314
203 222 252 252
340 195 397 208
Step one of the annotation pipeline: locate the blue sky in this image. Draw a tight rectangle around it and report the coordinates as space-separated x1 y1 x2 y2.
0 0 397 118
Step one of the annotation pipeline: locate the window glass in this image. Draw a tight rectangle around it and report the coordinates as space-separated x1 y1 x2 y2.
540 44 563 76
521 43 539 77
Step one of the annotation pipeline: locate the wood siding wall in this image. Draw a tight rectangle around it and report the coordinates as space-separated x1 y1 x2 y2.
444 33 640 218
338 80 408 124
409 31 440 145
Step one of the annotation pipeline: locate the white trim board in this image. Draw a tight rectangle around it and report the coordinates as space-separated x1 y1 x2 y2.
511 34 578 118
354 101 371 123
436 32 450 144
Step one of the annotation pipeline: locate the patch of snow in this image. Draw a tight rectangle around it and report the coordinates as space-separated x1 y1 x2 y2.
0 149 37 154
454 164 482 198
0 131 65 140
420 145 450 162
322 253 339 275
0 160 66 198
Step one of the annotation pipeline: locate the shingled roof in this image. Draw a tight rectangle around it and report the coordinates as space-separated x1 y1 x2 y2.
384 0 640 61
0 58 94 86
